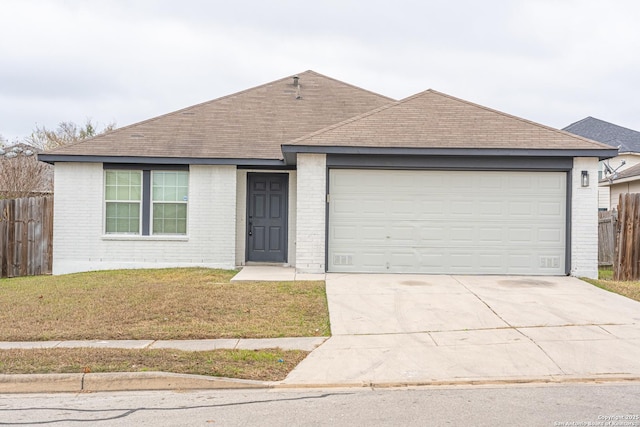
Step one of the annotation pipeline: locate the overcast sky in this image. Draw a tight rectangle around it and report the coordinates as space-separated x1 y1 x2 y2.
1 0 639 143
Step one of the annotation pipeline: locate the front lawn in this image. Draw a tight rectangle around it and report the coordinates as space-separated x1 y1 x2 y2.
0 268 330 341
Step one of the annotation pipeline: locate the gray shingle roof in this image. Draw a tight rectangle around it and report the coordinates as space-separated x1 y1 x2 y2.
43 71 394 160
42 74 615 163
563 117 640 154
287 90 613 150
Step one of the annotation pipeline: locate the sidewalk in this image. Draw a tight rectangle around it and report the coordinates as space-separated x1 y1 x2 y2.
0 337 326 352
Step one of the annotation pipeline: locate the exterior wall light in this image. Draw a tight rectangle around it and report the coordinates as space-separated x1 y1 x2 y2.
581 170 589 187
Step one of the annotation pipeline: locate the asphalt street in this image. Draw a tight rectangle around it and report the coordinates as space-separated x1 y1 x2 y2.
1 383 639 426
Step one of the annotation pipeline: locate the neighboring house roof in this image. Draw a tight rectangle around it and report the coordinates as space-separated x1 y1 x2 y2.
612 162 640 180
563 116 640 154
600 162 640 186
0 142 40 158
0 143 53 195
40 71 394 163
283 89 614 157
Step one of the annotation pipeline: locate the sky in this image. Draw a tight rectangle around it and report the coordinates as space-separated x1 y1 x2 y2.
1 0 639 144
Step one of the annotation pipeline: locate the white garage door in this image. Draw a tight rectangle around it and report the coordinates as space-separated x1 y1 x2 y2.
328 169 566 275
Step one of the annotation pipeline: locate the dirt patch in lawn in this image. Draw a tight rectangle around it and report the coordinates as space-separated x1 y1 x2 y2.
0 268 330 341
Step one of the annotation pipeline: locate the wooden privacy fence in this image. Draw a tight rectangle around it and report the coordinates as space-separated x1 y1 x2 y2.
598 210 617 266
0 196 53 278
614 193 640 281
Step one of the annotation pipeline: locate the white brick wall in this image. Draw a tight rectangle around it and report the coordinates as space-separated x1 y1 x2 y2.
52 163 237 274
295 154 326 273
571 157 599 279
235 170 297 267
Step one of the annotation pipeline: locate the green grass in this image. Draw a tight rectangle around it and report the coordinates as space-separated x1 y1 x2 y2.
0 268 327 379
582 267 640 302
0 348 308 380
0 268 330 341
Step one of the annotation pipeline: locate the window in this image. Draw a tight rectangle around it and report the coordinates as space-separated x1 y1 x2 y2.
152 171 188 234
104 168 188 236
105 170 142 234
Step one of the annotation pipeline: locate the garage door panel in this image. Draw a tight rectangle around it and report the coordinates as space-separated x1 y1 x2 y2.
390 225 419 243
509 175 534 189
539 228 563 243
538 174 565 189
477 253 504 269
449 200 475 216
509 228 532 242
359 251 388 270
332 225 562 249
479 201 504 215
539 202 562 215
450 227 475 242
331 225 357 242
508 201 534 216
478 227 504 243
390 251 420 268
418 200 446 215
328 169 566 275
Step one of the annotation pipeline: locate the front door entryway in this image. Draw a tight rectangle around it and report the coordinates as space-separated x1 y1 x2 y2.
246 173 288 263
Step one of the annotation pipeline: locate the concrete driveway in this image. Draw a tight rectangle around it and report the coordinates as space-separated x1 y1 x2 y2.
283 274 640 386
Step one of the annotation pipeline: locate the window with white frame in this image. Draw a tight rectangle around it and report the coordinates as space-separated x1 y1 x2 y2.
152 171 188 234
104 167 188 236
105 170 142 234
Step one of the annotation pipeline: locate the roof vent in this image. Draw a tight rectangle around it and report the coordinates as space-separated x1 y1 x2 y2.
293 76 302 99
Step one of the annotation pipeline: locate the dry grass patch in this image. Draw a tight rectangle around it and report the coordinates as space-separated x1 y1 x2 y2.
0 268 329 341
0 348 307 381
582 267 640 302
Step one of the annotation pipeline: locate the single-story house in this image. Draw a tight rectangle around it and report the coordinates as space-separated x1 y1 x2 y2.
563 117 640 210
39 71 616 279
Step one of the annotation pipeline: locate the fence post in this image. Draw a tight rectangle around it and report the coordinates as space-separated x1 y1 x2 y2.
613 193 640 281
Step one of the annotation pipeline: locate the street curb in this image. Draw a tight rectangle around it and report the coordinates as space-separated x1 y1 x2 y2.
83 372 270 392
273 375 640 389
2 373 640 394
0 373 83 393
0 372 270 394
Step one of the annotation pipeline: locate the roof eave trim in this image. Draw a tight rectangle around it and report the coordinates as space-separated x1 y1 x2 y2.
601 175 640 186
37 154 286 166
281 145 618 160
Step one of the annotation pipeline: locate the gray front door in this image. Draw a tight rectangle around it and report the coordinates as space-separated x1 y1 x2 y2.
247 173 288 263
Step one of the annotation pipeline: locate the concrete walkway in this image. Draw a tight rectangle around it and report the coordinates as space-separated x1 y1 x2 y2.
231 266 325 282
0 337 326 352
283 274 640 386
